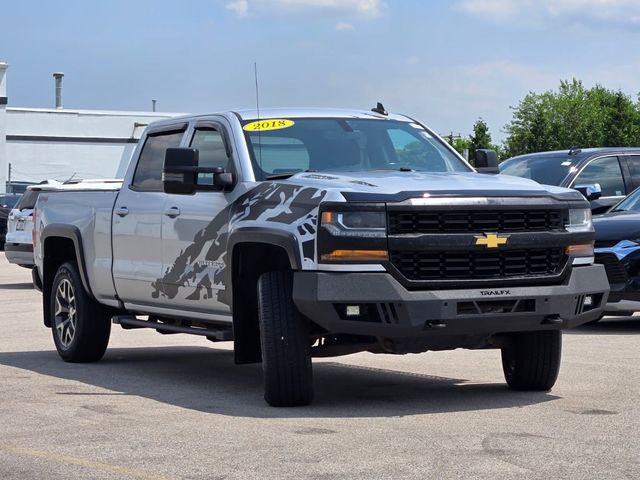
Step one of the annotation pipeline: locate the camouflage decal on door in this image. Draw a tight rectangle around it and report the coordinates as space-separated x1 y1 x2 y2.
151 182 326 302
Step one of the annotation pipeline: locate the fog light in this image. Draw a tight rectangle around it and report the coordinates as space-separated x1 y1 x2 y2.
584 295 593 307
346 305 361 317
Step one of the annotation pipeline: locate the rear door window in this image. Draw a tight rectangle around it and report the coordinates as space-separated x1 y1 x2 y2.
624 155 640 190
132 129 186 191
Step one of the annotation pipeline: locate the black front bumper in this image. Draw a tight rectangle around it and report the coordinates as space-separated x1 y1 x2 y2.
293 264 609 340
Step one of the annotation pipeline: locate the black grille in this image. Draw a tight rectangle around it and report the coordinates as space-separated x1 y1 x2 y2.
390 248 566 281
595 252 628 284
388 210 564 234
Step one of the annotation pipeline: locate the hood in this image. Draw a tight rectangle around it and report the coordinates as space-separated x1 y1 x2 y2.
593 210 640 242
281 171 580 199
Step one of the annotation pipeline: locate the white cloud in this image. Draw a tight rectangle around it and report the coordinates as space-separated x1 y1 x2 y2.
456 0 640 27
226 0 249 17
225 0 383 18
335 22 355 31
275 0 382 17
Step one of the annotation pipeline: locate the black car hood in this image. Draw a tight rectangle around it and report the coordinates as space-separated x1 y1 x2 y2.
593 210 640 243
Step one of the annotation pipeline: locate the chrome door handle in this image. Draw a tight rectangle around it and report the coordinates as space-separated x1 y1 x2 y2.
115 207 129 217
164 207 181 218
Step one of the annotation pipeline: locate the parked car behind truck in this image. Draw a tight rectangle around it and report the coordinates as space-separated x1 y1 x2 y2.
0 194 22 250
33 108 609 406
499 148 640 214
592 185 640 316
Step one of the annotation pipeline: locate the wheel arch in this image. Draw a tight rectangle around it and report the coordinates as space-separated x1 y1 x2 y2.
41 225 94 327
225 227 301 364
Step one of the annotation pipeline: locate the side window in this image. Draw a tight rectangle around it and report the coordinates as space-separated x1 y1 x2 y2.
625 155 640 190
189 128 229 186
574 156 625 197
132 129 185 191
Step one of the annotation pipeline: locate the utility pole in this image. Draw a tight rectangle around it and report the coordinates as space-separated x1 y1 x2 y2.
7 162 10 193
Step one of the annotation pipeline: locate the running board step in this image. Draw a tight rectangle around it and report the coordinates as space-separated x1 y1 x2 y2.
112 316 233 341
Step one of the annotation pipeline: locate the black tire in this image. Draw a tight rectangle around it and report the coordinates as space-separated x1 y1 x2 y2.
501 330 561 391
257 271 313 407
50 261 111 362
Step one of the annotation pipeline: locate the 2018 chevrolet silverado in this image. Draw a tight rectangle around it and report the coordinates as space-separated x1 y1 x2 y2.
33 108 609 406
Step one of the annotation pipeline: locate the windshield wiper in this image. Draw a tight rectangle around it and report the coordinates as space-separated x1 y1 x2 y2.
266 169 316 180
368 167 415 172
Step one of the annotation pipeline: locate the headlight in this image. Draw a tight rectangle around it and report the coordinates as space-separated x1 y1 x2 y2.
321 211 386 238
318 206 388 263
566 208 592 232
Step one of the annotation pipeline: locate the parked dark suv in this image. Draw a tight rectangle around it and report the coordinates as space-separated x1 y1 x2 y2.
500 148 640 214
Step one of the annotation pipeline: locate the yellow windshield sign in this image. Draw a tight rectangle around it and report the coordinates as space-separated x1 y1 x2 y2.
474 233 509 248
243 119 295 132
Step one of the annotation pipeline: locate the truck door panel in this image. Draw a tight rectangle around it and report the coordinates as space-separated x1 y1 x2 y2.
112 128 185 306
160 124 232 315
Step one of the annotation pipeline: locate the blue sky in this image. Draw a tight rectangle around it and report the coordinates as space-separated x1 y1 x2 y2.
2 0 640 142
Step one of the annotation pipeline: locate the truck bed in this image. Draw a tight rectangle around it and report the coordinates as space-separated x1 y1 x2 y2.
35 188 120 306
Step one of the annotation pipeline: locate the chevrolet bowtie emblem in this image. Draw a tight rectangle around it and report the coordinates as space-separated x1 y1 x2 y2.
474 233 509 248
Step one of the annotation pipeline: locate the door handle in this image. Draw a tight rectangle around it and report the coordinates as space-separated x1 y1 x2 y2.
164 207 181 218
115 207 129 217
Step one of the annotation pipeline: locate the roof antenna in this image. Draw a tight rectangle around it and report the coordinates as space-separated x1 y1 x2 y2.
371 102 388 116
254 62 263 170
63 172 77 184
568 146 581 156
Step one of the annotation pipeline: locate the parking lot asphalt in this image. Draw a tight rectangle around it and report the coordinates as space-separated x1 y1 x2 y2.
0 253 638 480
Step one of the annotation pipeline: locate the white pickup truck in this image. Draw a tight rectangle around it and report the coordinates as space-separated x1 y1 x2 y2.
33 108 609 406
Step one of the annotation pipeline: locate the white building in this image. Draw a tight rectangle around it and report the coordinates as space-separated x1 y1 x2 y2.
0 63 179 193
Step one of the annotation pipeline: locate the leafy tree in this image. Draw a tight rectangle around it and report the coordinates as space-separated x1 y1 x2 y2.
452 137 471 157
503 79 640 158
468 118 503 164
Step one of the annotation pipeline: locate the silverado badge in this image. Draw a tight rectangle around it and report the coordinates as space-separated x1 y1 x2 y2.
474 233 509 248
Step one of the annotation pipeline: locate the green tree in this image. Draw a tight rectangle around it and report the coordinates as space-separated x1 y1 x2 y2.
452 137 471 157
468 118 496 164
503 79 640 158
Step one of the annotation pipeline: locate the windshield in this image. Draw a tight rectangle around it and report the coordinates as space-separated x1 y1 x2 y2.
611 187 640 212
500 154 576 186
15 190 40 210
0 195 21 209
241 118 470 180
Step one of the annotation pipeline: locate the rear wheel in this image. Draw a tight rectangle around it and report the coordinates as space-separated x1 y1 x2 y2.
501 330 561 391
257 271 313 407
50 262 111 362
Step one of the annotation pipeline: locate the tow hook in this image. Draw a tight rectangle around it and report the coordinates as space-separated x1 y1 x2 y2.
542 314 563 325
425 320 447 329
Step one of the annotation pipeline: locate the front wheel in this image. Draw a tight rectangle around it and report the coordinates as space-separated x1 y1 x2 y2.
50 261 111 362
501 330 561 391
257 271 313 407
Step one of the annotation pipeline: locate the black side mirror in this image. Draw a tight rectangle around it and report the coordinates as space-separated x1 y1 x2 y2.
574 183 602 201
475 149 500 174
163 148 237 194
163 148 198 195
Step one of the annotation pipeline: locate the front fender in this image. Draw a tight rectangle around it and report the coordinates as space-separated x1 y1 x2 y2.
220 227 302 306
